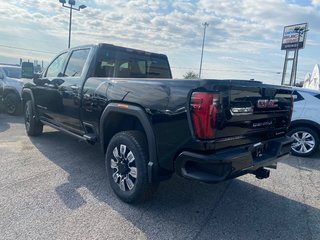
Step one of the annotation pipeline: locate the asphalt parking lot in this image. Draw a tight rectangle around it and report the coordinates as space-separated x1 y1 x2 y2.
0 113 319 240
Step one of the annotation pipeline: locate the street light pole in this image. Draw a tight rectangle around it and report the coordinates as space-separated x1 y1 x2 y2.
68 5 72 49
58 0 87 49
199 22 209 79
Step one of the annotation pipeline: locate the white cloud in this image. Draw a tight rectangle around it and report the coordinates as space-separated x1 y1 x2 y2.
0 0 319 82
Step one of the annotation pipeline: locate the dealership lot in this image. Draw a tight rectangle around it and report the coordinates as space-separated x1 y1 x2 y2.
0 113 319 240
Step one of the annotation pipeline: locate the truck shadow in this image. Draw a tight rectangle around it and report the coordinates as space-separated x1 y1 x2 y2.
0 114 24 133
29 130 320 240
283 152 320 171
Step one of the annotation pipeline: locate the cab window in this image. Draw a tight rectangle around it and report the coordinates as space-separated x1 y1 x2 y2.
94 50 116 77
45 52 67 78
65 49 90 77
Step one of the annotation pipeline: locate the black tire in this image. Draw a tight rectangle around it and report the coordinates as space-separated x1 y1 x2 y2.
288 127 319 157
25 100 43 136
4 93 21 115
105 131 158 204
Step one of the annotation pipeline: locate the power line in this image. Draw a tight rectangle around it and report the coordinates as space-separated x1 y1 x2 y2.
0 44 56 54
0 44 308 75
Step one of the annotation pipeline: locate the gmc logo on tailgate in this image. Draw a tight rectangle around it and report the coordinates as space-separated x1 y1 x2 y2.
257 99 279 109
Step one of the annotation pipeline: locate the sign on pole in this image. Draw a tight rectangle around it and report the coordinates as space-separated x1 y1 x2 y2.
281 23 308 50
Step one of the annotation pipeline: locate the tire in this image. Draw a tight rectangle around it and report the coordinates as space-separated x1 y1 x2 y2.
25 100 43 136
4 93 21 115
288 127 319 157
105 131 158 203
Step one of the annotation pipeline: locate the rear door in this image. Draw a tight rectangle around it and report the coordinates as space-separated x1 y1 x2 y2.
54 48 91 134
35 48 91 134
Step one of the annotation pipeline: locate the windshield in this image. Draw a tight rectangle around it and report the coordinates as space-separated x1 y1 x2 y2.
3 67 22 79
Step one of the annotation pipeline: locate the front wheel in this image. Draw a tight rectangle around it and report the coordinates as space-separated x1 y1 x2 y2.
105 131 158 204
288 127 319 157
25 100 43 136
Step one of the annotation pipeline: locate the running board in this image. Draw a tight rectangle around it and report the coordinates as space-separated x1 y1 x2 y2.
83 133 97 145
40 120 97 144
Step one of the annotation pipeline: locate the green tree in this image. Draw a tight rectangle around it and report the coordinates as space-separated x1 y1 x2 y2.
183 71 199 79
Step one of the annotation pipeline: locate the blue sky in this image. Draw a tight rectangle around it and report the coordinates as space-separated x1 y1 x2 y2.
0 0 319 85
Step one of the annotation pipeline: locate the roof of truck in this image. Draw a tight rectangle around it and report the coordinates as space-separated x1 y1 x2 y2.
68 43 168 58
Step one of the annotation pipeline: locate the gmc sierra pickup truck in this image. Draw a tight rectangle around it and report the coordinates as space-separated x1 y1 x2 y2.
22 43 293 203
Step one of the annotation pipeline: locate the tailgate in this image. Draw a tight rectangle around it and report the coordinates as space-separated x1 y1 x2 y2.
190 80 293 149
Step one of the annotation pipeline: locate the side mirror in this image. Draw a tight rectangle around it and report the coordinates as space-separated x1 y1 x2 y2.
0 73 4 80
33 74 42 85
33 76 50 85
33 77 41 85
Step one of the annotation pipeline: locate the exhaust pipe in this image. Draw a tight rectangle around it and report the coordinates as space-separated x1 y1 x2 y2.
254 168 270 179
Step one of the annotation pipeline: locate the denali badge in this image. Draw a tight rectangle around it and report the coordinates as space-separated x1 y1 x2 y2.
257 99 278 109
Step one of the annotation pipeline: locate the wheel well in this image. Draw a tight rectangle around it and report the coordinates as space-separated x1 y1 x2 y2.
22 91 32 106
4 89 19 98
101 112 146 152
289 122 320 137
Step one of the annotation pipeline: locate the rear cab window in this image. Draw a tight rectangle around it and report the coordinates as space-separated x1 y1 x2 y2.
95 46 172 79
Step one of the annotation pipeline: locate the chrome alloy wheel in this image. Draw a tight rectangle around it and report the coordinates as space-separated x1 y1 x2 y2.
110 144 137 191
291 131 316 154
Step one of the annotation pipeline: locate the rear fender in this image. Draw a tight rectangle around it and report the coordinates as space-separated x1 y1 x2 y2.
99 103 159 183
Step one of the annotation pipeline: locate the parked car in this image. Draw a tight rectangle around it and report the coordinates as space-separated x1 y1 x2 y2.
0 65 24 115
288 87 320 157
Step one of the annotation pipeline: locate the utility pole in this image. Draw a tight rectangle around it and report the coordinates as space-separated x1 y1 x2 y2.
199 22 209 79
59 0 87 48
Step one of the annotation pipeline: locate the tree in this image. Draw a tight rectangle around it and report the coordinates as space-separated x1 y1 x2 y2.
183 71 199 79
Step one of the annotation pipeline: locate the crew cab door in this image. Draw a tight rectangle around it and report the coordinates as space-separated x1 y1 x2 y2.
33 52 68 121
35 48 90 134
55 48 91 133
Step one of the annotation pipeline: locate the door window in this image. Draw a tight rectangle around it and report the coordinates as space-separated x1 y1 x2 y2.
45 52 67 78
65 49 90 77
94 49 116 77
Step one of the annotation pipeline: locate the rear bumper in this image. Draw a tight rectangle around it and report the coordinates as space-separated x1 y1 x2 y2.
175 136 293 183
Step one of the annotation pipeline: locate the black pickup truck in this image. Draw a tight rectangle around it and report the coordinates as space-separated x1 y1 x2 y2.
22 43 293 203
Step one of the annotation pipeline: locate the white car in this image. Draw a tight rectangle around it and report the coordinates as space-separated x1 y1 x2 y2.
0 65 24 115
288 87 320 157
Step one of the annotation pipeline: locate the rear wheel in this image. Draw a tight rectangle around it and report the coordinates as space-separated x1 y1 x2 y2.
25 100 43 136
105 131 158 203
4 93 21 115
288 127 319 157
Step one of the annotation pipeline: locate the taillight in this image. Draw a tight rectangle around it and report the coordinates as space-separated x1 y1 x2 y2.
191 92 220 139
